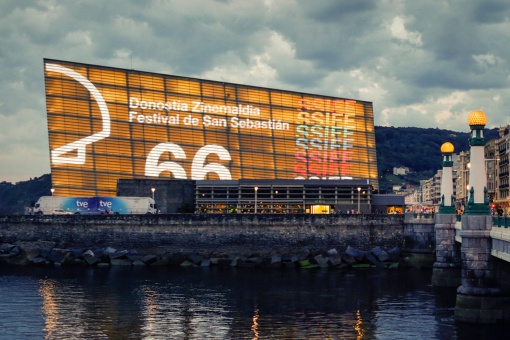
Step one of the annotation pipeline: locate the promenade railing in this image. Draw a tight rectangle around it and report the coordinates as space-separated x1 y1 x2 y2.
492 216 510 228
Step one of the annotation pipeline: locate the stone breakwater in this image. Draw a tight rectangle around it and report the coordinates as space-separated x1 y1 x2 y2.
0 241 403 270
0 214 414 268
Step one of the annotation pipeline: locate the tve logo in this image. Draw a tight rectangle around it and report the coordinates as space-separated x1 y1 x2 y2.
99 200 113 208
75 200 89 209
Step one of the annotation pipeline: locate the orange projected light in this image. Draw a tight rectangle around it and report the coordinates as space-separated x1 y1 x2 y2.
44 59 379 196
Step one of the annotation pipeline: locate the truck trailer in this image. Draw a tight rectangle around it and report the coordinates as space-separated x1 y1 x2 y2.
33 196 157 215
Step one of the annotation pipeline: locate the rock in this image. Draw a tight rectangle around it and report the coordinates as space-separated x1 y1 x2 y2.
314 254 329 268
371 246 389 262
110 258 132 266
271 255 282 264
0 243 14 253
7 254 29 266
132 260 146 266
83 249 95 258
127 253 144 262
103 247 117 255
345 246 366 261
328 255 342 267
48 249 70 264
84 252 99 265
70 248 84 258
180 260 195 267
201 259 211 267
387 247 402 261
85 257 99 266
142 254 158 265
186 253 203 265
25 247 42 260
343 256 357 266
151 258 169 266
71 258 86 266
10 246 21 256
327 248 339 256
109 250 129 260
364 253 379 265
31 256 49 266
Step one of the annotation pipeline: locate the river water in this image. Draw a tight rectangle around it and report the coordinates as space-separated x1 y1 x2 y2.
0 265 507 339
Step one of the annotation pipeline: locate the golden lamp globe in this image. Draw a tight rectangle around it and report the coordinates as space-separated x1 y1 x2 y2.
441 142 454 154
467 110 487 126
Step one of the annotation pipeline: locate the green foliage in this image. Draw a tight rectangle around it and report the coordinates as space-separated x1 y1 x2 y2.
0 174 52 214
375 126 499 191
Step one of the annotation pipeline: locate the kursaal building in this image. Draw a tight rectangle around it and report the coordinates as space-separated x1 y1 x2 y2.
43 59 379 197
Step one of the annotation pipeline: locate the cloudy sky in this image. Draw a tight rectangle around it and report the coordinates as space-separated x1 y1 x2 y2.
1 0 509 183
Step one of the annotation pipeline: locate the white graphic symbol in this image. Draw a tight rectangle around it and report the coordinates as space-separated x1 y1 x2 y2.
46 63 111 165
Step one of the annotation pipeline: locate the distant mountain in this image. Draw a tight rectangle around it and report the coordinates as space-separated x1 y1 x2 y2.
376 126 499 174
375 126 500 192
0 127 501 214
0 173 52 215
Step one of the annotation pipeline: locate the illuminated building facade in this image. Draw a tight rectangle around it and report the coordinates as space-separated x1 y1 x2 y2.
44 59 378 197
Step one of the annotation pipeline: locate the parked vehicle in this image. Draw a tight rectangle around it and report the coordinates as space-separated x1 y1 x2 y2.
33 196 157 215
51 209 74 215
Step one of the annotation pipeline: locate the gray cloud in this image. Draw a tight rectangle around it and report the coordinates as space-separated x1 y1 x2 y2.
1 0 509 182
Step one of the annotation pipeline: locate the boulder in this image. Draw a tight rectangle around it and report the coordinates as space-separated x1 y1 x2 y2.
345 246 366 261
48 248 70 264
186 253 203 265
31 256 49 266
328 255 343 267
109 250 129 260
327 248 339 256
142 254 158 265
110 258 132 266
132 260 146 266
151 258 170 266
364 253 379 265
0 243 14 253
314 254 329 268
7 253 29 266
371 246 389 262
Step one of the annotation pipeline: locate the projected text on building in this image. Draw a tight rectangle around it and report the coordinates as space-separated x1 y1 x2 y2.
44 59 378 196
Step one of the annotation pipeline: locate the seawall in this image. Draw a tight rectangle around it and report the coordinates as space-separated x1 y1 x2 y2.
1 214 408 256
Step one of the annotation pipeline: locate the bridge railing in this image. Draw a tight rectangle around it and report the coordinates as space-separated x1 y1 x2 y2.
492 216 510 228
410 212 435 220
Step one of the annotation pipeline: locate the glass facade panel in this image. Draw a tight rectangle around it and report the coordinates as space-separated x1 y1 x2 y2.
44 59 378 196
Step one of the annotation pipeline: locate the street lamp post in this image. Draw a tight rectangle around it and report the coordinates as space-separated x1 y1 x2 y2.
254 186 258 213
151 187 155 200
357 187 361 214
50 188 55 213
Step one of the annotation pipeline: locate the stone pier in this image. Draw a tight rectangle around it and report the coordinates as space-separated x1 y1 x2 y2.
432 142 461 287
431 213 461 287
454 215 509 323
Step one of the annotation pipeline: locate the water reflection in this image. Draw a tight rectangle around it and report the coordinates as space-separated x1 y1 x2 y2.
0 266 507 339
251 308 259 339
354 309 364 339
39 279 58 338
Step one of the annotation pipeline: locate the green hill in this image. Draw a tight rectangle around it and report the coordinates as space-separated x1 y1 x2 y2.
375 126 499 192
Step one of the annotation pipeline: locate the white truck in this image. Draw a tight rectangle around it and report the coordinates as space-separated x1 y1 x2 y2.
33 196 157 215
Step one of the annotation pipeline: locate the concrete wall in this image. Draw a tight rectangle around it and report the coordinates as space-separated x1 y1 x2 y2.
1 214 405 256
117 179 195 214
